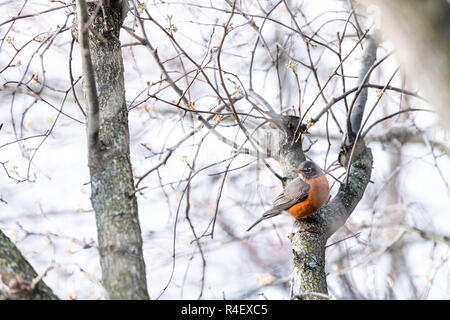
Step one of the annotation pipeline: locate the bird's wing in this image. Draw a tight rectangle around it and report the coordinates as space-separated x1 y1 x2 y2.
271 177 310 211
246 177 310 231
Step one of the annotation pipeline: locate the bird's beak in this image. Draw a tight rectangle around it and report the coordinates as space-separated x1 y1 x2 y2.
293 169 304 174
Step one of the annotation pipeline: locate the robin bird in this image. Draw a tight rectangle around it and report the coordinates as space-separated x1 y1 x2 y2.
246 160 329 231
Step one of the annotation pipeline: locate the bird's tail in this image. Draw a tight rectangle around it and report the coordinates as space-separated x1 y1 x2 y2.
246 210 283 232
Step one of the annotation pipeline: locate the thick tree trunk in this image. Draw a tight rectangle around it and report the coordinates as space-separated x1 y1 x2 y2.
0 230 58 300
74 0 149 299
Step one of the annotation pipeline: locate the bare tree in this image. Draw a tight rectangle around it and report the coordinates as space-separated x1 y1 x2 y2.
0 0 448 300
72 0 149 299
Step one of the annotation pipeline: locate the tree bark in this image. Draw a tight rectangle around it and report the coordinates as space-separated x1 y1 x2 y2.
0 230 58 300
74 0 149 299
282 36 378 300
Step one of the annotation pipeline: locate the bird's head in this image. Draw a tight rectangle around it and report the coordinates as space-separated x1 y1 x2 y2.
293 160 323 179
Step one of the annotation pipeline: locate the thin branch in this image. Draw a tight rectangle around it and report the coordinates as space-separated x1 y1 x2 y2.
75 0 99 150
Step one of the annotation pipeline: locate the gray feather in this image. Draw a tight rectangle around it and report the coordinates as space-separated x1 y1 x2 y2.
246 177 310 231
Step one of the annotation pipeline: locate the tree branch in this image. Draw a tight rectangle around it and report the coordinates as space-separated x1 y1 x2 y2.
74 0 149 299
75 0 99 151
288 33 379 300
0 230 58 300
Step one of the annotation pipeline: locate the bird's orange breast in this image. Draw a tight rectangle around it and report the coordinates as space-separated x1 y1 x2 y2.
288 175 329 219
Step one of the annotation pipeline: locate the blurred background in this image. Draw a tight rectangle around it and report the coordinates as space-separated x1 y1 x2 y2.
0 0 449 299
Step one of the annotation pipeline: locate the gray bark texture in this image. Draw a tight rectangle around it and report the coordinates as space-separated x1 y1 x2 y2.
74 0 149 299
348 37 378 142
288 147 373 299
0 230 58 300
281 37 378 300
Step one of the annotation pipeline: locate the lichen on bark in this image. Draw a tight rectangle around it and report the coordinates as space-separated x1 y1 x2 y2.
0 230 57 300
74 1 149 299
288 146 373 300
